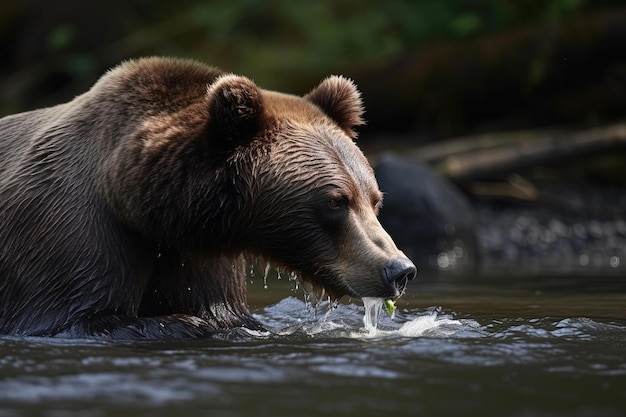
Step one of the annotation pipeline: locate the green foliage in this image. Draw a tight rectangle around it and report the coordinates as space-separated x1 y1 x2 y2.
164 0 589 87
0 0 612 115
46 24 75 53
182 0 588 56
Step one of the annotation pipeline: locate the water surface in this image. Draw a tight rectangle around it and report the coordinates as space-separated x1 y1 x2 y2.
1 277 625 417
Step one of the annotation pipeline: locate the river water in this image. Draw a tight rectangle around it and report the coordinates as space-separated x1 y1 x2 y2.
1 276 625 417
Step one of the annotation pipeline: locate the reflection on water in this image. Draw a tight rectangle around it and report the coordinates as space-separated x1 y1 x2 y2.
1 278 626 417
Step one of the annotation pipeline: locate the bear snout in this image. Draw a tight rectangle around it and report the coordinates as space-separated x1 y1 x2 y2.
382 257 417 296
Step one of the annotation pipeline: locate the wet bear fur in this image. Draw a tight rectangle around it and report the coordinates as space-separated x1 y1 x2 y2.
0 57 415 339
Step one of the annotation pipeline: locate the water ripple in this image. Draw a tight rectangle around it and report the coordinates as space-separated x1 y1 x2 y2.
1 297 625 416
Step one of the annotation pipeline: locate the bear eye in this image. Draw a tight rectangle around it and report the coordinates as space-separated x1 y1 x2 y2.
328 197 342 209
325 191 348 211
320 191 349 227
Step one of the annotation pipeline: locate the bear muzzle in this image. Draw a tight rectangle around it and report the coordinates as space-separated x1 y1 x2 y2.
382 257 417 297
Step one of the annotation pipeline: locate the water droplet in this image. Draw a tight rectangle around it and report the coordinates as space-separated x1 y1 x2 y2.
264 263 271 281
610 256 620 268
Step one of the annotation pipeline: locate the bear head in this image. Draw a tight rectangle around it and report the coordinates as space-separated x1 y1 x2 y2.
204 73 417 301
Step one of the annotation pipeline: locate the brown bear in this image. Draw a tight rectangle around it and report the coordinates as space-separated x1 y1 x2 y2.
0 57 416 339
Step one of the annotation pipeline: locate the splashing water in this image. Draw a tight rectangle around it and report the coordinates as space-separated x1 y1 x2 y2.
257 297 482 340
245 259 478 339
361 297 483 338
361 297 384 334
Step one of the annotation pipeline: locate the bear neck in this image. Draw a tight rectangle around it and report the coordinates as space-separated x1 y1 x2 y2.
100 140 251 255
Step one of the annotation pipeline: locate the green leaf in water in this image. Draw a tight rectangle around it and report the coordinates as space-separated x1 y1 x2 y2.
384 299 396 316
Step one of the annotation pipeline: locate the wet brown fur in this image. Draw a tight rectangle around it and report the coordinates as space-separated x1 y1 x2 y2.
0 57 410 339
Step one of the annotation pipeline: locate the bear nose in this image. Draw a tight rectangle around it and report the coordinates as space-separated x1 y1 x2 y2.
382 257 417 289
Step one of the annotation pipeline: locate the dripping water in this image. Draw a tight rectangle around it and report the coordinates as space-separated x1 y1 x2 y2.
361 297 384 334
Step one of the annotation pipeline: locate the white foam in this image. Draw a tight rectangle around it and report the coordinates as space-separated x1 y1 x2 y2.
397 312 457 337
257 296 482 340
360 300 482 339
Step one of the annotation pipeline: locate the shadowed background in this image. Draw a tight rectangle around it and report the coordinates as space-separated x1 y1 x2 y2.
3 0 624 136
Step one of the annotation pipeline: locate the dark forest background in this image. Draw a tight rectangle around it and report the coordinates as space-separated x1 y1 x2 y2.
2 0 625 137
2 0 626 188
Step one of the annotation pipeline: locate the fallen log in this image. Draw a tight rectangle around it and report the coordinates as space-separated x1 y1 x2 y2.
409 123 626 183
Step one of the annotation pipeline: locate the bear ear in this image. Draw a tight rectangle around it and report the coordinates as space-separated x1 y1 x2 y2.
305 75 365 138
206 74 263 150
